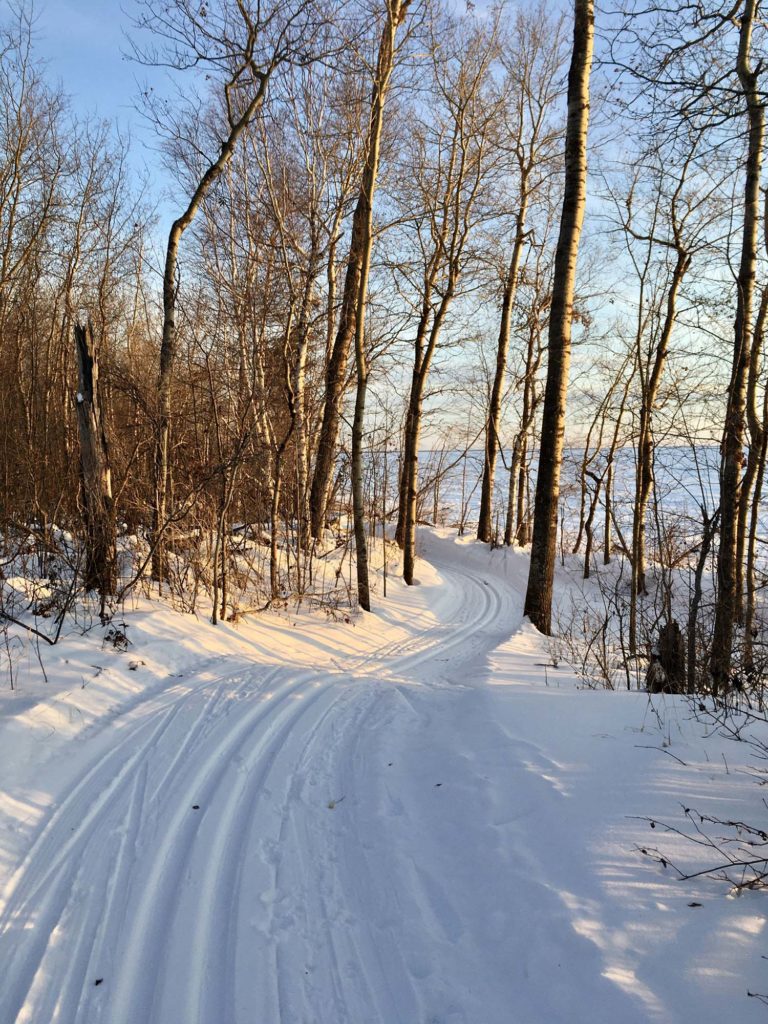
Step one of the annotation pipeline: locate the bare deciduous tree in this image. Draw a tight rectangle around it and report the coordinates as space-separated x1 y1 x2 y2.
524 0 594 634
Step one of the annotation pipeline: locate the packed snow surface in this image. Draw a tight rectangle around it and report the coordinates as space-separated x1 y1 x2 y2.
0 529 765 1023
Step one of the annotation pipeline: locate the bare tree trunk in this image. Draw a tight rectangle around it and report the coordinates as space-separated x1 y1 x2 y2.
524 0 594 633
603 367 631 566
583 472 600 579
630 246 689 652
478 193 528 542
688 508 718 693
401 295 457 583
711 0 763 694
737 285 767 628
152 65 271 582
349 0 411 610
351 367 372 609
743 428 766 673
504 302 542 547
504 433 521 546
395 19 496 579
578 363 629 578
572 388 611 556
270 457 283 601
744 317 768 671
269 305 300 603
395 403 415 548
291 260 320 558
603 458 613 564
309 238 362 540
402 385 424 585
310 3 411 543
352 0 409 606
74 321 116 610
516 431 530 544
572 449 589 555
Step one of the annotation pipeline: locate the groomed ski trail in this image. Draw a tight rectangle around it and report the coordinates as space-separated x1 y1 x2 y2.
3 530 766 1024
0 532 524 1024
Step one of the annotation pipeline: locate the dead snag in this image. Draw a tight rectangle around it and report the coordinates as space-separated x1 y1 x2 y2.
74 321 117 610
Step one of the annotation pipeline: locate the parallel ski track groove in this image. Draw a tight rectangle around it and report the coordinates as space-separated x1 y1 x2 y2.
95 670 325 1024
0 667 286 1022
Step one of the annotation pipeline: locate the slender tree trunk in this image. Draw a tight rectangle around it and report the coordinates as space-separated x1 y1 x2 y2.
524 0 594 633
309 239 362 539
572 451 589 555
478 192 528 543
504 433 521 546
604 369 631 566
743 421 767 672
401 299 454 584
311 2 410 544
583 474 600 579
745 415 768 671
688 509 718 693
351 367 372 609
516 430 531 544
395 277 455 565
711 0 764 694
269 306 299 602
152 72 270 582
629 247 689 652
74 321 116 611
292 255 320 555
270 455 283 601
402 387 424 585
737 285 768 625
744 319 768 671
349 0 410 609
603 458 613 564
505 315 541 547
572 391 610 556
395 29 493 577
396 400 416 547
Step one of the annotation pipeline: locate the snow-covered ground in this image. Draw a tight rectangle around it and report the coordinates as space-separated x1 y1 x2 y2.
0 529 765 1023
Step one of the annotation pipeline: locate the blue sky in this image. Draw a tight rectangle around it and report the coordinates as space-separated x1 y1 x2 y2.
30 1 178 228
33 1 144 129
30 0 502 130
28 0 506 144
24 0 559 246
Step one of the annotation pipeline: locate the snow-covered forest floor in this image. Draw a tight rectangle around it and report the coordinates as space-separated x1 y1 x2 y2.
1 528 766 1023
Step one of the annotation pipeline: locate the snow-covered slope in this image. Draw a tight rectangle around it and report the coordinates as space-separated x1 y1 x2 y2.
0 529 765 1023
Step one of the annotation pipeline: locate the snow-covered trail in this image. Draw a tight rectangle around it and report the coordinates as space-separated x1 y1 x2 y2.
0 533 517 1024
1 531 766 1024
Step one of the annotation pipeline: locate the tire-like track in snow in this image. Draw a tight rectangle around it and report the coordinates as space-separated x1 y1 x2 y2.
0 536 520 1024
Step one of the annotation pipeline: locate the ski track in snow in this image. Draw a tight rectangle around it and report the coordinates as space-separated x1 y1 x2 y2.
1 531 765 1024
0 534 526 1024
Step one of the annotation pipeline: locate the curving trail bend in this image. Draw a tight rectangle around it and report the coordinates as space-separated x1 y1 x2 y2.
0 532 523 1024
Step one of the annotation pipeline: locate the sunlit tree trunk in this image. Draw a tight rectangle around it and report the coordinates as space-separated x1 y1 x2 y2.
350 0 412 610
524 0 594 633
711 0 763 694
